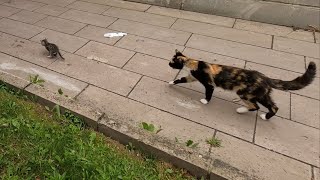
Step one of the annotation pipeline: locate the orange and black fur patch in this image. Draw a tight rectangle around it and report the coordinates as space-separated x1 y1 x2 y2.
169 50 316 120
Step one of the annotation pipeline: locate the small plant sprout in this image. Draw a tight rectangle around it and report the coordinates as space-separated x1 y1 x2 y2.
141 122 162 133
206 137 222 147
185 140 199 148
29 74 45 86
58 88 63 95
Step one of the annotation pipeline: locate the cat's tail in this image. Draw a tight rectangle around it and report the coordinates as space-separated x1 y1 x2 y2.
269 62 316 91
58 51 65 60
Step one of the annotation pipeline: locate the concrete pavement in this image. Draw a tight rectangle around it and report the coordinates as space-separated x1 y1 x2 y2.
0 0 319 179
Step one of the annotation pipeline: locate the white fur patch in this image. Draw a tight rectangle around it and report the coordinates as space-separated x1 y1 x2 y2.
260 114 267 120
236 107 249 114
168 81 175 85
200 99 208 104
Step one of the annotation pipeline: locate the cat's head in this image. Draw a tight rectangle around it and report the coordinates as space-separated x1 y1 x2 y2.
40 38 48 46
169 49 187 69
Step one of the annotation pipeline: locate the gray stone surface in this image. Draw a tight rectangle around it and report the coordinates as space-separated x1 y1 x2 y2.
104 7 176 27
35 16 86 34
0 18 44 39
109 19 191 45
8 10 47 24
48 53 141 96
186 34 305 73
59 9 117 28
34 4 69 16
172 19 272 48
75 25 121 45
75 41 135 67
255 114 319 166
66 1 110 14
3 0 45 11
0 5 21 17
31 29 89 53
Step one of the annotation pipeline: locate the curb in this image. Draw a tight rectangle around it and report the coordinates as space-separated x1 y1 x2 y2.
124 0 320 29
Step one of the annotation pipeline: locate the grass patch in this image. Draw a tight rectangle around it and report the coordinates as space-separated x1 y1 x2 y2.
206 137 222 147
0 83 194 179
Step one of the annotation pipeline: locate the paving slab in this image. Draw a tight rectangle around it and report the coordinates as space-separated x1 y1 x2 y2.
34 4 69 16
8 10 47 24
48 53 141 96
75 25 121 45
66 1 110 14
0 5 21 17
146 6 235 27
109 19 191 45
233 19 293 36
30 29 89 53
115 35 184 60
59 9 117 28
0 70 30 89
0 52 87 97
172 19 272 48
3 0 45 11
306 57 320 78
284 30 315 43
129 76 256 141
31 0 76 7
35 16 86 35
103 7 176 27
0 18 44 39
75 41 135 67
82 0 150 11
291 94 319 128
273 36 320 58
0 32 55 67
183 48 246 68
209 132 312 180
255 114 319 167
78 85 212 154
186 34 305 73
123 53 178 81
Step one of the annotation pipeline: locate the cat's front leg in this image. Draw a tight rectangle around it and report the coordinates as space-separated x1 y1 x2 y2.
169 74 196 85
200 84 214 104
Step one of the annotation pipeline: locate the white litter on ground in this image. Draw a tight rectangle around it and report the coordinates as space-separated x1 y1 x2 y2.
104 32 127 38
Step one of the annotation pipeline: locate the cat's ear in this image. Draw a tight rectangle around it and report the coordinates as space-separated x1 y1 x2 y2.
175 49 183 56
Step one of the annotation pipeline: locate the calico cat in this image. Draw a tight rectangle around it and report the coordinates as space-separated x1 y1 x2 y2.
40 39 64 60
169 50 316 120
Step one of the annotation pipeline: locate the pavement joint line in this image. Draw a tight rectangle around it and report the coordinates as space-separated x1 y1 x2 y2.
168 17 179 28
289 93 292 120
143 4 152 12
232 18 237 28
126 75 143 97
271 35 274 49
28 26 47 40
252 112 258 143
290 91 319 101
72 39 90 54
121 51 136 69
73 83 89 100
105 17 119 29
72 24 89 35
183 32 193 46
2 68 318 169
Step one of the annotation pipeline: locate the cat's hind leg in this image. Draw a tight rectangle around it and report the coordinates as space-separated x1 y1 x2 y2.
257 94 278 120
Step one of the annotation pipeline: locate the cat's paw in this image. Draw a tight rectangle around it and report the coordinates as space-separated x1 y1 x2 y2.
260 114 267 120
200 99 208 104
236 107 249 114
168 81 175 85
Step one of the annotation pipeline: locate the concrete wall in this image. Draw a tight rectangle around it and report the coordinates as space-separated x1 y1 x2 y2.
124 0 320 28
